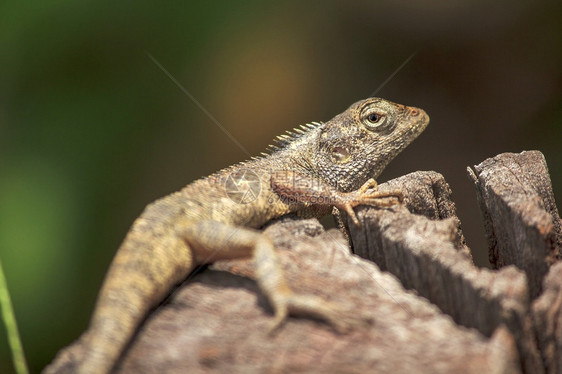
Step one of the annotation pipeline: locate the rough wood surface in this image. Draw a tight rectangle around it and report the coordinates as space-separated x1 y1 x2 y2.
468 150 562 299
349 171 543 374
115 218 518 373
532 261 562 373
48 151 562 374
376 171 469 256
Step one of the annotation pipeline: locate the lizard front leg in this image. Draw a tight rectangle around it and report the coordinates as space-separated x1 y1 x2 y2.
182 220 367 332
339 178 403 225
271 171 403 225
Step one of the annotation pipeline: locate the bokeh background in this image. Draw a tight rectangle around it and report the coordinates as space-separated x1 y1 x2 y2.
1 1 561 372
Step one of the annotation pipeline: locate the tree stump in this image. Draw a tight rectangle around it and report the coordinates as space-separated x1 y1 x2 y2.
47 150 562 373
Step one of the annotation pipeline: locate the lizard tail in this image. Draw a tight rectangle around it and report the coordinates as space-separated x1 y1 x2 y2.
80 233 194 373
63 218 194 374
82 230 194 374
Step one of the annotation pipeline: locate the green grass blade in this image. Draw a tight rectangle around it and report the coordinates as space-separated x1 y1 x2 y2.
0 258 29 374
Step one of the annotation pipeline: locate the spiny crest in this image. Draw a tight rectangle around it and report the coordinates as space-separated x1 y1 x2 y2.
265 121 323 153
205 121 323 180
206 158 255 181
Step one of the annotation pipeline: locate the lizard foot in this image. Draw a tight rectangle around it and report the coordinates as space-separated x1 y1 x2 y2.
337 179 403 225
267 293 373 335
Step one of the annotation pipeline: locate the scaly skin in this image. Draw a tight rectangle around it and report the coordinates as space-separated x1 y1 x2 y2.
44 97 429 373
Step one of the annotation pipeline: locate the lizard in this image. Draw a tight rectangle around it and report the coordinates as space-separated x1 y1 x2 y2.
45 97 429 374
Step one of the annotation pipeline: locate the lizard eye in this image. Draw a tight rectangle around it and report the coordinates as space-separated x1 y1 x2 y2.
368 113 380 123
363 111 387 131
330 147 350 163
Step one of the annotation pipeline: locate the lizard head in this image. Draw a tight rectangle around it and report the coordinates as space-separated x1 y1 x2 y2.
314 97 429 192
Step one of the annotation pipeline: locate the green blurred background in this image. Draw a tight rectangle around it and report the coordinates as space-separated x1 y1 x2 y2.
1 1 561 372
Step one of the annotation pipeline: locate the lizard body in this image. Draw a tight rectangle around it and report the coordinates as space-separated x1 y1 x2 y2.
45 97 429 373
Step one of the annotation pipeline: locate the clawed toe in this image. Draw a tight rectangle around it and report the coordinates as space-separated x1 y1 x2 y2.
363 195 402 206
359 178 379 194
268 294 373 334
267 307 289 335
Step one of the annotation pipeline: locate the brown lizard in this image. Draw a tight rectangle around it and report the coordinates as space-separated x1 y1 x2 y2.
45 97 429 373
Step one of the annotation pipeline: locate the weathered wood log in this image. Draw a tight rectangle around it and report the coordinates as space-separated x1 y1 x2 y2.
349 171 543 374
368 171 470 257
46 151 562 374
468 151 562 299
532 261 562 373
115 218 518 373
468 151 562 374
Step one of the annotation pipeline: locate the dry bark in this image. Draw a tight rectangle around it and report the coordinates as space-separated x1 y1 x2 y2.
468 150 562 298
466 151 562 373
49 151 562 374
116 218 518 373
349 171 543 374
532 262 562 374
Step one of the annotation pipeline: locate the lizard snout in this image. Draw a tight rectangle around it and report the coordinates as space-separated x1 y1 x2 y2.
409 107 429 123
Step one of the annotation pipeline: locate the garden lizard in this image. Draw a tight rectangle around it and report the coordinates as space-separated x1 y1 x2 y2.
45 97 429 373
